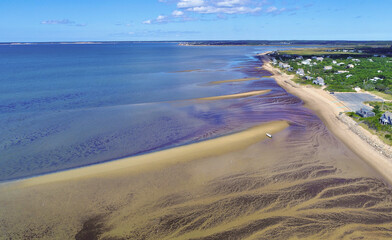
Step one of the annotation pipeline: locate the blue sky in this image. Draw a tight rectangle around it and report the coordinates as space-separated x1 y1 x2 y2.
0 0 391 42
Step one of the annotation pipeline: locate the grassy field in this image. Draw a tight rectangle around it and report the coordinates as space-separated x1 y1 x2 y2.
279 48 361 56
369 91 392 101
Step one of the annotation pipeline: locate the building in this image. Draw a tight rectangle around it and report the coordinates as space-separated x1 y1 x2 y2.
304 76 313 81
346 74 353 78
368 59 374 62
324 66 332 71
279 62 289 68
347 64 355 68
313 77 325 86
380 112 392 125
332 60 337 64
370 77 382 82
352 59 361 62
356 108 375 118
296 56 303 60
296 68 305 76
336 70 349 74
316 57 324 61
301 59 311 65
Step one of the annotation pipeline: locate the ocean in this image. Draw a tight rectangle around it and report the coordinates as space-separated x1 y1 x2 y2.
0 43 299 181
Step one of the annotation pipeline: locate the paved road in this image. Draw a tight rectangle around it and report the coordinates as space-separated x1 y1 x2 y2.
334 92 383 112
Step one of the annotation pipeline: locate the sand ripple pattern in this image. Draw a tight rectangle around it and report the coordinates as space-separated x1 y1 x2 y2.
112 172 392 240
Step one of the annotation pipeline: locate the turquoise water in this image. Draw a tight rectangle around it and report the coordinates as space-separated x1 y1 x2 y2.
0 43 304 181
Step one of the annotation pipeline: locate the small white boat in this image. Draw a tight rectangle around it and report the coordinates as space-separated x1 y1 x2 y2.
266 133 272 138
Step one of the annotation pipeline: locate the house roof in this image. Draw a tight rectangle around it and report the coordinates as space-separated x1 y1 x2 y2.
383 112 392 118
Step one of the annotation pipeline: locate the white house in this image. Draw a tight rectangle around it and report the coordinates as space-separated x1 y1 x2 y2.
296 68 305 76
304 76 313 81
380 112 392 125
316 57 324 61
332 60 337 64
347 56 353 59
301 59 311 65
313 77 325 86
346 74 353 78
336 70 349 74
370 77 382 82
296 56 304 60
378 70 383 73
324 66 333 71
279 62 290 68
347 64 355 68
352 59 361 62
368 59 374 62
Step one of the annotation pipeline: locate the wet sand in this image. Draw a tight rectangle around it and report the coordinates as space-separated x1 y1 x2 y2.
195 90 270 101
209 77 261 85
1 59 392 239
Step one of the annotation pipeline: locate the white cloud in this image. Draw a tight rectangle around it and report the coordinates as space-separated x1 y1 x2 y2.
156 15 167 21
41 19 86 26
266 6 277 13
172 10 184 16
265 6 287 15
143 15 171 24
188 5 261 14
216 0 245 7
41 19 74 25
177 0 204 8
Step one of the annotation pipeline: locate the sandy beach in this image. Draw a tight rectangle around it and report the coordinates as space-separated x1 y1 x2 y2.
260 54 392 185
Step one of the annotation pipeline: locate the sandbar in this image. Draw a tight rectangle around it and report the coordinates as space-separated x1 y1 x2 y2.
209 77 260 84
10 120 288 187
195 89 270 101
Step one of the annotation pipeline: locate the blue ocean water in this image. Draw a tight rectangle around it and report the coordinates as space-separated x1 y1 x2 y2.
0 43 302 181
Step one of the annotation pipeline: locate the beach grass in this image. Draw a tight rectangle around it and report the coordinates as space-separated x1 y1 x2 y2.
369 91 392 101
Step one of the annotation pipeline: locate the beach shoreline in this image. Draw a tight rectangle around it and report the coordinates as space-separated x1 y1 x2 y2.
1 120 288 188
259 53 392 185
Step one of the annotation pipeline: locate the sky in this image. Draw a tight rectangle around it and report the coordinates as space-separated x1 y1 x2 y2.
0 0 391 42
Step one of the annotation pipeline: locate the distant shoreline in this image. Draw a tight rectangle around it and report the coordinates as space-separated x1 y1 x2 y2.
1 40 392 46
259 52 392 185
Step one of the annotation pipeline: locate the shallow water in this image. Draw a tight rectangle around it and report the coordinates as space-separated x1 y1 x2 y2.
0 43 298 181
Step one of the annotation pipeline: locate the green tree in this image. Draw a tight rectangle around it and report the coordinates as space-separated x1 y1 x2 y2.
373 105 381 115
